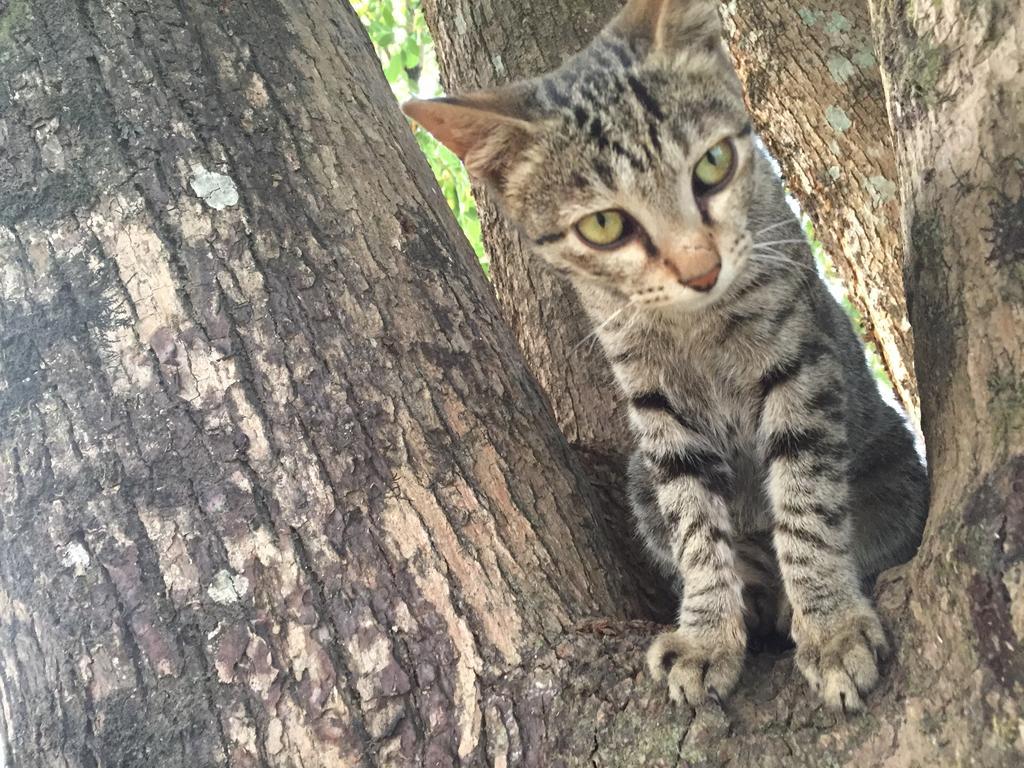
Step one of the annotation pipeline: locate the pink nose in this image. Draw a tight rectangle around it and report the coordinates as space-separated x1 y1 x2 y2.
681 263 721 292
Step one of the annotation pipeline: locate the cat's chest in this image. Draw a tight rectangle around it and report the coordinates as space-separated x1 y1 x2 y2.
609 334 771 530
612 340 761 443
665 362 757 444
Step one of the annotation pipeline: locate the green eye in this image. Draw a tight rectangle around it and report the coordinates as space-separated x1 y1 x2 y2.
575 209 634 247
693 140 736 194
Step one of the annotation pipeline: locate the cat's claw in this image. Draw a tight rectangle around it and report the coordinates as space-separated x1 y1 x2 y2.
793 604 889 712
706 686 723 707
647 629 745 707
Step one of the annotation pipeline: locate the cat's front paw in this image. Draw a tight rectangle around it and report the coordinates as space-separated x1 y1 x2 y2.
793 603 890 713
646 627 746 706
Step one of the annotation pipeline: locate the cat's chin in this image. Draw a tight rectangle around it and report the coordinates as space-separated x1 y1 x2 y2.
659 292 726 314
627 287 727 316
654 264 740 313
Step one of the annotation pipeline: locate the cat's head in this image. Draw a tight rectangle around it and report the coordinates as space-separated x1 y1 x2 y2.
404 0 757 312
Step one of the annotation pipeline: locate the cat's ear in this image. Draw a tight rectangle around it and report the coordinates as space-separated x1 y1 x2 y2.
612 0 722 53
402 89 539 191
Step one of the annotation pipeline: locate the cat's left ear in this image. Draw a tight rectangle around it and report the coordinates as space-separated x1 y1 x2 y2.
402 88 539 192
612 0 722 53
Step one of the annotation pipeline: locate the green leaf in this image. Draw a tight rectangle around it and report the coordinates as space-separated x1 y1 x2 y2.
403 44 420 69
357 0 492 276
384 55 405 82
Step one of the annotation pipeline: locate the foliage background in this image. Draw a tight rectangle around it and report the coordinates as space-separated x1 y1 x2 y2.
355 0 892 390
353 0 487 271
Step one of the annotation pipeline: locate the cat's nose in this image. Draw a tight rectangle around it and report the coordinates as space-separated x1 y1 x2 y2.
681 263 721 292
662 236 721 292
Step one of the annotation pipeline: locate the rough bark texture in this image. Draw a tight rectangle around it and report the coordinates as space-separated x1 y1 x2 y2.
1 0 1022 765
720 0 919 423
423 0 919 444
0 0 665 765
423 0 628 457
866 0 1024 754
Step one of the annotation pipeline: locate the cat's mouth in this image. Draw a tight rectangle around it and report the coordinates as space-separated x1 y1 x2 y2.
628 257 738 311
680 262 721 292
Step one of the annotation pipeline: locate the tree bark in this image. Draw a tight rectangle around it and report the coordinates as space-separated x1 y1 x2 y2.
422 0 628 457
423 0 920 439
865 0 1024 752
0 0 664 764
720 0 919 423
1 0 1022 766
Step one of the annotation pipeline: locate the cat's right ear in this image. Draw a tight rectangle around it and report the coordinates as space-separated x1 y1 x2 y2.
612 0 722 53
402 90 538 192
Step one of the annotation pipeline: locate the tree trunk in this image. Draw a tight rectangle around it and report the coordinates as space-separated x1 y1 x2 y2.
0 0 663 764
719 0 919 423
2 0 1021 766
422 0 628 456
423 0 920 436
865 0 1024 753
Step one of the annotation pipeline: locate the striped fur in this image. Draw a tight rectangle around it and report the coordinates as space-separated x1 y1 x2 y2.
408 0 928 712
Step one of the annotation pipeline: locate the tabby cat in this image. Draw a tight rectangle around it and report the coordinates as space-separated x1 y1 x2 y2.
404 0 928 711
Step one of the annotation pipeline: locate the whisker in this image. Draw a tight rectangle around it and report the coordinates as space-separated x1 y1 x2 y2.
593 302 647 355
753 246 811 264
755 220 801 237
754 244 815 262
753 238 808 249
751 250 821 277
573 301 638 355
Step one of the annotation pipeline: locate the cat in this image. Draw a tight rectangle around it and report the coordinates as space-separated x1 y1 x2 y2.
404 0 928 712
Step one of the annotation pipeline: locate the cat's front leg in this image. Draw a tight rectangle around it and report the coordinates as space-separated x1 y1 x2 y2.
628 393 747 706
759 353 890 712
